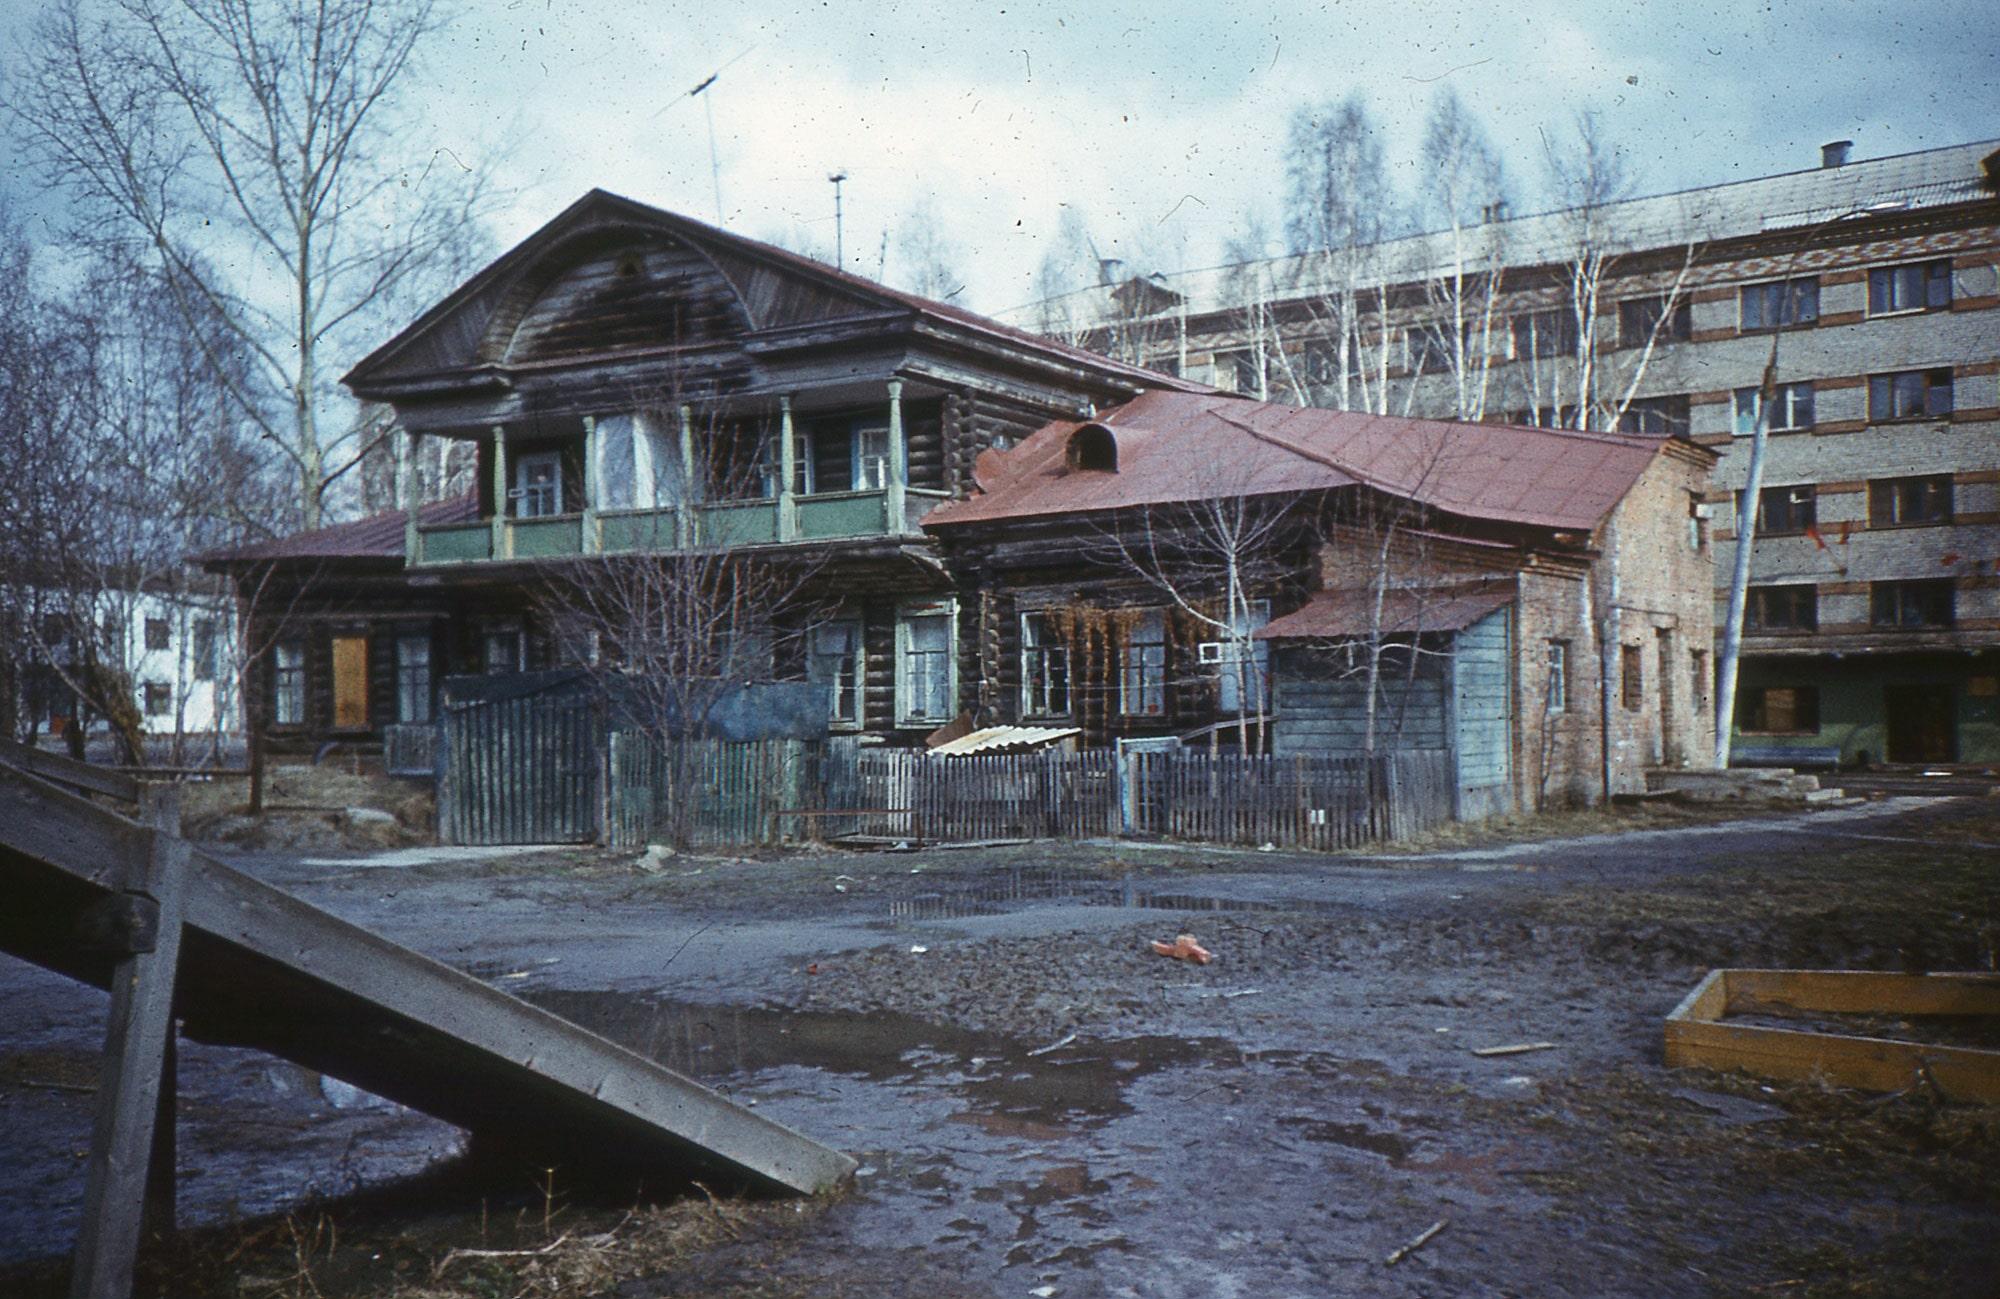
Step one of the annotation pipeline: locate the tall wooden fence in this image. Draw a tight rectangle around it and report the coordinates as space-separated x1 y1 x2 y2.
605 733 815 849
439 689 601 845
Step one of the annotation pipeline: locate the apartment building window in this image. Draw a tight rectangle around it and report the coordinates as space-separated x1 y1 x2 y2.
1511 308 1579 359
1746 585 1818 632
143 683 172 718
808 619 863 727
1121 609 1168 717
1738 685 1818 734
1690 649 1709 714
144 617 170 651
1620 643 1643 711
1408 321 1471 374
1869 474 1953 527
1618 295 1691 349
1732 382 1815 435
1868 259 1951 315
1504 405 1578 430
1868 368 1953 421
273 639 306 726
1739 276 1818 331
1751 484 1816 536
1211 349 1264 395
897 601 955 725
192 618 217 681
1020 612 1071 718
1618 395 1690 437
1871 580 1954 629
395 635 432 724
1545 641 1569 714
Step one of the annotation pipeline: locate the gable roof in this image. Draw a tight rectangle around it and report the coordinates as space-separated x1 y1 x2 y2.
201 495 479 567
924 390 1688 534
345 189 1204 398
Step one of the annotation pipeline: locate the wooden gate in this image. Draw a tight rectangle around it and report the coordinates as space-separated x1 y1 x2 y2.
439 678 602 845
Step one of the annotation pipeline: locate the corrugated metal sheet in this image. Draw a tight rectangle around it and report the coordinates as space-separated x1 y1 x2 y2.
926 390 1663 533
1257 584 1515 640
929 724 1081 756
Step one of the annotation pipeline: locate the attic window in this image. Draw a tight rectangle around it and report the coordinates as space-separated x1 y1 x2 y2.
1066 422 1118 472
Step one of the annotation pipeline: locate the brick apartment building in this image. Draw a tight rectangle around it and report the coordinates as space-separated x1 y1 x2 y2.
1011 139 2000 766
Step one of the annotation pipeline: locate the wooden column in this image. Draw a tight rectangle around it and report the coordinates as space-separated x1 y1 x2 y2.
777 396 798 542
676 404 696 549
400 429 420 566
581 415 600 553
886 379 907 534
70 783 187 1299
490 427 511 560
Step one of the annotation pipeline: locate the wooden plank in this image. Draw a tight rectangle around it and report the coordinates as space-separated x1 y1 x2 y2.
0 737 142 805
0 763 855 1196
1665 968 2000 1104
331 635 369 731
70 785 187 1299
1726 969 2000 1018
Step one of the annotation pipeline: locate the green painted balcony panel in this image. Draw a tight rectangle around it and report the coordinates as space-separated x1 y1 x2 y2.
600 508 681 552
418 523 493 564
512 516 584 558
698 500 781 547
797 491 888 539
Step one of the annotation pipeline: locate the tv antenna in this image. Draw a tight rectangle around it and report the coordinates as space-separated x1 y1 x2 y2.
828 171 848 269
659 45 754 223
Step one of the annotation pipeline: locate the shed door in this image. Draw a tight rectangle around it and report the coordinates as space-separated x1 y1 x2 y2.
332 635 369 731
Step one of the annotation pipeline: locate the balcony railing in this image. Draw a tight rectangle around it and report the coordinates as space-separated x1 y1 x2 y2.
414 487 941 566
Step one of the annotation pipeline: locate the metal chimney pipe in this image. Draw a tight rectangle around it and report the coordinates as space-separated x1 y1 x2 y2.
1821 140 1853 169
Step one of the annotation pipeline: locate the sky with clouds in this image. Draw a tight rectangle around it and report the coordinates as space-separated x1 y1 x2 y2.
4 0 1997 316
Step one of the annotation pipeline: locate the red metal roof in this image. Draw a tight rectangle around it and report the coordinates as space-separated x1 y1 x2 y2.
203 494 480 565
924 391 1673 533
1256 583 1515 640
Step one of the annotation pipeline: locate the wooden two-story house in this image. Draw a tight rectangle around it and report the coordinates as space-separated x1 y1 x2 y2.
206 190 1197 753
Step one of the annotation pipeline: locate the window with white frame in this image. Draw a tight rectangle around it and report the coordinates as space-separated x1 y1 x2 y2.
1121 609 1168 717
1020 612 1071 717
854 425 891 491
897 602 955 725
395 635 432 723
273 639 305 726
762 428 815 497
1214 600 1271 713
513 451 563 517
809 620 863 726
1732 382 1815 435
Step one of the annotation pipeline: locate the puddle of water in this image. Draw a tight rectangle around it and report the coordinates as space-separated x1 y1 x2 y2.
1277 1115 1414 1163
524 989 1227 1136
885 865 1352 922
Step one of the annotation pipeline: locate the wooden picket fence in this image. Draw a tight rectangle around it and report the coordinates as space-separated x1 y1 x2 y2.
1126 748 1453 850
839 749 1122 842
475 727 1457 852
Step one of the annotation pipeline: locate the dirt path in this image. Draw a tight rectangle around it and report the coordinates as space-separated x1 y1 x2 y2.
2 795 1996 1297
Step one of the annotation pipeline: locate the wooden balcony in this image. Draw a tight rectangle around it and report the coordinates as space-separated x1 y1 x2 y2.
412 487 945 567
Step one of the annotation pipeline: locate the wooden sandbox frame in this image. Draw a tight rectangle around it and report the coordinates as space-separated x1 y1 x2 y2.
1665 969 2000 1104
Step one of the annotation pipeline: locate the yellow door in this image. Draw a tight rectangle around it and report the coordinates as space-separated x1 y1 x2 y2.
332 635 369 730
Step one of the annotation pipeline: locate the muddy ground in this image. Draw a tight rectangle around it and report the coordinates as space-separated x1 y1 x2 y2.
2 792 1998 1297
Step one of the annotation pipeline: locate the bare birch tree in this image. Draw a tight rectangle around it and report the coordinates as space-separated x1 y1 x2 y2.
1282 93 1403 414
8 0 498 530
1411 88 1510 422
